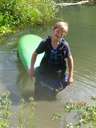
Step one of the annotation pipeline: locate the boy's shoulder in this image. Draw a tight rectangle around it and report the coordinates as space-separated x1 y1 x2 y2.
41 36 51 43
45 36 51 42
60 38 69 47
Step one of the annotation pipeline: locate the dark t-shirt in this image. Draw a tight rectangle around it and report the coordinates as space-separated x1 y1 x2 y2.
35 36 71 78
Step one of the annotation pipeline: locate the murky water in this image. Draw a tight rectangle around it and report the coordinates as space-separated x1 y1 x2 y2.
0 6 96 128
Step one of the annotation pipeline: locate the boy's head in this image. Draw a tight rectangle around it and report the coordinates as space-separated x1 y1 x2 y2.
52 21 69 39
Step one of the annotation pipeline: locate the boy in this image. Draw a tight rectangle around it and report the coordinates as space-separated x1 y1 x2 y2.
29 21 74 91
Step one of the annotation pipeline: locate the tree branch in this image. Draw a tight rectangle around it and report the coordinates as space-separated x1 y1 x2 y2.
56 0 89 6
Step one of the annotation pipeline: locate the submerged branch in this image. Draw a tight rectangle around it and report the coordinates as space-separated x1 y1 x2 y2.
56 0 89 6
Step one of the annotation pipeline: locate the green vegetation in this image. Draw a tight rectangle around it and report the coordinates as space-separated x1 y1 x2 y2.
0 0 95 35
0 92 11 128
0 0 57 35
52 97 96 128
0 91 36 128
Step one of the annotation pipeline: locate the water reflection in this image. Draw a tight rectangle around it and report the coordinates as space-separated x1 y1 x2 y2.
0 6 96 128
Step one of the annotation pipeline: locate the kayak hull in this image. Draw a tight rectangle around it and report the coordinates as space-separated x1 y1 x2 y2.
18 34 44 71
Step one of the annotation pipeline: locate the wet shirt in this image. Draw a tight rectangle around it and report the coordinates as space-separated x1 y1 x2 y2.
35 36 71 77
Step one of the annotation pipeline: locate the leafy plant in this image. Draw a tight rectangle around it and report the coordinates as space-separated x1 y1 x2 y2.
0 0 57 35
17 97 36 128
0 91 11 128
51 98 96 128
0 91 36 128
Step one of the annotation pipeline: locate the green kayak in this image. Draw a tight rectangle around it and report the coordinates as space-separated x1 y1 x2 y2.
18 34 44 71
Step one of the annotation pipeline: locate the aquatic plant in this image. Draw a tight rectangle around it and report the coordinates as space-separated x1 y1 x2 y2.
0 91 36 128
17 97 36 128
51 97 96 128
0 91 11 128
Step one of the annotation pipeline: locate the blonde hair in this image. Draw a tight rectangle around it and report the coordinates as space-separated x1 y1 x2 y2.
53 21 69 33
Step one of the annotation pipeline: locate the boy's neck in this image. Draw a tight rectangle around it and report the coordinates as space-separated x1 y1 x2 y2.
51 37 60 49
51 37 60 44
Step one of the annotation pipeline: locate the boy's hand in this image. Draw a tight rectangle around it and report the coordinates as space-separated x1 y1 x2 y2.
68 76 74 85
28 67 35 79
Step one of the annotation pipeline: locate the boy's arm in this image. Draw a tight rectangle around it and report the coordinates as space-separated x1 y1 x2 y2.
28 39 46 79
67 55 74 84
28 52 37 79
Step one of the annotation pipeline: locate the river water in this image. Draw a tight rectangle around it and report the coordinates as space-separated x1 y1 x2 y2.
0 6 96 128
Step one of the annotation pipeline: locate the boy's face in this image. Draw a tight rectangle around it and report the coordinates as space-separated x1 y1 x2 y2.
52 26 67 40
